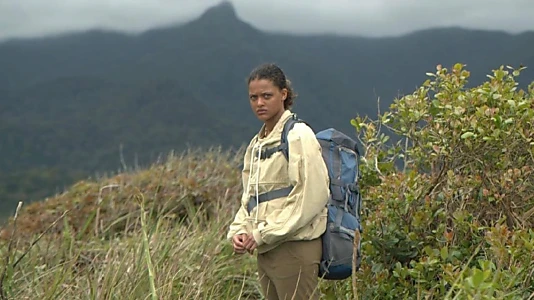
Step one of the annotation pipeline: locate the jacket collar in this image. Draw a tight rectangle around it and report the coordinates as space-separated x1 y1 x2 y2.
257 110 293 141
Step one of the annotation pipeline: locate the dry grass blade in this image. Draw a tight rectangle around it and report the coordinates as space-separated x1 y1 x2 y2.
0 201 23 300
352 229 360 300
12 210 70 270
138 193 157 300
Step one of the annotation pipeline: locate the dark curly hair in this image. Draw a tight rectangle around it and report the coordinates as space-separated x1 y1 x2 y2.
247 63 297 110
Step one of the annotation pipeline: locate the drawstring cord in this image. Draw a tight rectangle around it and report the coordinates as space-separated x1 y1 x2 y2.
244 143 255 210
255 143 263 223
245 139 263 224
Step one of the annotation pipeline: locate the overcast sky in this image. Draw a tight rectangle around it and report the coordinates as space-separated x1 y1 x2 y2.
1 0 533 42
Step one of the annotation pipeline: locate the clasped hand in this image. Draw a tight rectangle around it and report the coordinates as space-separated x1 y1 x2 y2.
232 233 257 254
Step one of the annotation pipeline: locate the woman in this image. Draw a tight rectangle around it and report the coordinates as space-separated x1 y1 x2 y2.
227 63 330 300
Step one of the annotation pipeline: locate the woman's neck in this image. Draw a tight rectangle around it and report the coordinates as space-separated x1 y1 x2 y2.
264 110 285 136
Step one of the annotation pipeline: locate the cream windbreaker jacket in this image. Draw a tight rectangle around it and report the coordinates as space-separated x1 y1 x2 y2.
227 110 330 254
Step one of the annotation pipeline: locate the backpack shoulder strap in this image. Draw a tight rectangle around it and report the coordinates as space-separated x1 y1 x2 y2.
279 113 312 160
259 113 312 160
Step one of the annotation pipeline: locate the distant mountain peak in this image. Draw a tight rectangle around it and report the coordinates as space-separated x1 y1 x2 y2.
199 1 238 21
188 1 258 35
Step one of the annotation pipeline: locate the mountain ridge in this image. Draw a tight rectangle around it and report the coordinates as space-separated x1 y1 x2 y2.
2 1 533 46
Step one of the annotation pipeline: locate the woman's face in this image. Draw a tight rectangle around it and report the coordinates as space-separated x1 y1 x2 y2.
248 78 287 123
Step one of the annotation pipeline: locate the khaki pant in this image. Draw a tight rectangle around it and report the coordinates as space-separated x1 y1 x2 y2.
257 238 322 300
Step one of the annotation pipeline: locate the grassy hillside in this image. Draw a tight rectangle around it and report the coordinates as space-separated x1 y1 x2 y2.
1 64 533 299
0 147 265 299
0 147 356 299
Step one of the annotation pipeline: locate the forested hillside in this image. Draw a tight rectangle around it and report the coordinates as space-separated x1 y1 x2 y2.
1 1 533 216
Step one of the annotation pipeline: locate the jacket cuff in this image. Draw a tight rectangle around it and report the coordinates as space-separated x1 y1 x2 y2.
252 228 264 246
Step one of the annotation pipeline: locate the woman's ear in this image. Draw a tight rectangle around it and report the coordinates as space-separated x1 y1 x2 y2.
281 88 288 101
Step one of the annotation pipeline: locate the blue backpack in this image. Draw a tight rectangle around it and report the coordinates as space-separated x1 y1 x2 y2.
249 113 363 280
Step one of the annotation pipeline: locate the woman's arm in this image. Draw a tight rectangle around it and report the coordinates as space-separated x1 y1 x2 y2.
226 144 253 241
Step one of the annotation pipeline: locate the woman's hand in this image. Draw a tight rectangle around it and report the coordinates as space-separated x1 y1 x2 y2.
232 233 249 254
243 233 258 254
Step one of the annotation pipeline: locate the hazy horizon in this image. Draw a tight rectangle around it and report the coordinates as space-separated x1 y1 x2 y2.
1 0 533 42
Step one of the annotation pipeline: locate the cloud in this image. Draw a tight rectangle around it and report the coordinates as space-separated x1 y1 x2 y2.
233 0 534 36
0 0 532 41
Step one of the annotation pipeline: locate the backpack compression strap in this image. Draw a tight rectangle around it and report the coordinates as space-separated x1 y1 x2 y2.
247 185 294 214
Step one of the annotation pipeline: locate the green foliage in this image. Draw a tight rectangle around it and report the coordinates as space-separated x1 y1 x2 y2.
349 64 534 299
0 78 254 217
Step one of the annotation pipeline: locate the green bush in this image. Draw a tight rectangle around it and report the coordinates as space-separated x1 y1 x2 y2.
351 64 534 299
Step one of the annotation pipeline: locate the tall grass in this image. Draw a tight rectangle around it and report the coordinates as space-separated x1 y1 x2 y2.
1 202 263 299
